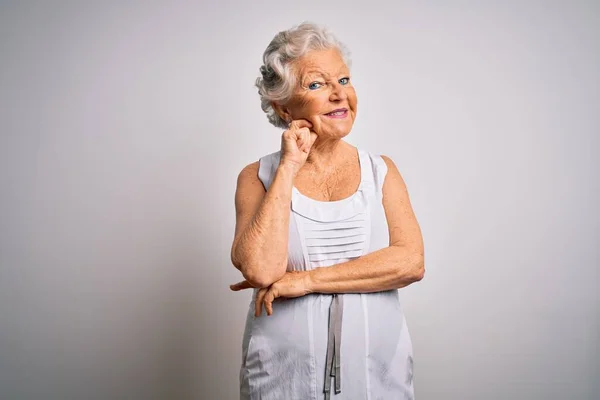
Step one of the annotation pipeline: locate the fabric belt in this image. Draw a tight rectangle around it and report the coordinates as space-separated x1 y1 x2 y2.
324 294 343 399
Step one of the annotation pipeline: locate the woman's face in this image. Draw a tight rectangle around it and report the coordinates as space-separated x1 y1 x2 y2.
277 48 357 138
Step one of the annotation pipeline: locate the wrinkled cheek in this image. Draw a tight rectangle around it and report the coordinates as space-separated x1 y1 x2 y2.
291 96 312 114
348 89 358 109
306 116 322 134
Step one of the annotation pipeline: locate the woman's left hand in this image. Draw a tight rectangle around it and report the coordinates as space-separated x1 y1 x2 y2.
229 270 312 317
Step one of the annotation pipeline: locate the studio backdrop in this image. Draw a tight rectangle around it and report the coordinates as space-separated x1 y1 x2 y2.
0 1 598 399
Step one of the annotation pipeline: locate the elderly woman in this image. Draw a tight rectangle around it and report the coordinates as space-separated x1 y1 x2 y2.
229 22 425 399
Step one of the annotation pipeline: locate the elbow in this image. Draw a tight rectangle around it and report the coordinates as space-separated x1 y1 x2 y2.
412 266 425 282
391 245 425 285
245 276 272 289
411 254 425 282
235 255 286 289
231 243 287 288
231 256 269 288
242 268 282 289
395 251 424 284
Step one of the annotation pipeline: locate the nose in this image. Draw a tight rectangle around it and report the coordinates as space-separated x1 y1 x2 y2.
329 81 348 102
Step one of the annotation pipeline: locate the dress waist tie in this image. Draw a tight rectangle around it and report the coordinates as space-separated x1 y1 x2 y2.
324 293 343 399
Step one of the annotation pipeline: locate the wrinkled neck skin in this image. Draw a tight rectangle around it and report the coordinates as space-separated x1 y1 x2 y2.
304 137 355 174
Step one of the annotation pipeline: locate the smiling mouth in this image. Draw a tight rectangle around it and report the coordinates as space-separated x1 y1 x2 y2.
324 108 348 118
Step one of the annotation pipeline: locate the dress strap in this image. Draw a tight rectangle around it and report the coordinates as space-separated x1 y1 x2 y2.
372 153 388 199
357 148 373 188
359 150 388 201
257 151 281 191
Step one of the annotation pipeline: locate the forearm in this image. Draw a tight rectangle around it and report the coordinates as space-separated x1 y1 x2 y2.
307 246 424 294
232 163 296 287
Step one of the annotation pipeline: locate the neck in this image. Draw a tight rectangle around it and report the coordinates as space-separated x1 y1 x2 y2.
305 138 353 172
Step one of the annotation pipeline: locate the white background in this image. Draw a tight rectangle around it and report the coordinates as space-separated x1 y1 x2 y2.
1 1 598 399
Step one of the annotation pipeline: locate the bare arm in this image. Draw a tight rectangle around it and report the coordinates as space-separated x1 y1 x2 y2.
306 155 425 293
230 119 318 288
230 161 296 288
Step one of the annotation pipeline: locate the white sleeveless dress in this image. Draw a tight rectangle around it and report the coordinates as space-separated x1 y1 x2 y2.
239 148 415 400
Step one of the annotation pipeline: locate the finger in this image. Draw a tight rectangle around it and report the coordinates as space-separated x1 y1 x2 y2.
284 127 306 142
255 288 267 317
303 130 312 152
309 132 318 147
229 280 253 291
263 288 277 316
296 135 305 150
306 132 318 152
289 119 313 131
294 127 309 149
298 129 306 152
300 128 312 150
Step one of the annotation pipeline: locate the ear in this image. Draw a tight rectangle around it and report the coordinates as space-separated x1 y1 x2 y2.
271 102 291 124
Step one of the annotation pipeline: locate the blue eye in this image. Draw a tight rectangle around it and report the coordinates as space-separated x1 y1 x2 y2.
308 82 322 90
339 77 350 85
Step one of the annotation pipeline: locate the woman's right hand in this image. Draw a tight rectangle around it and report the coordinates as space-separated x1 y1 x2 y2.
279 119 318 176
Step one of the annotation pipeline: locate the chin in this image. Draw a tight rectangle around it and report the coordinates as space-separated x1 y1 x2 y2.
321 127 351 139
319 120 354 138
334 122 353 137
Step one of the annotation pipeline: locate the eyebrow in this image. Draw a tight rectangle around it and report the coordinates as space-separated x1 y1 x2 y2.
302 69 328 78
302 68 349 80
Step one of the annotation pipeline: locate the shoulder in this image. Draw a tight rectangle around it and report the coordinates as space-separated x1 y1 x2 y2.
380 155 399 176
237 161 260 182
379 154 408 190
380 154 394 167
236 149 281 191
235 161 263 195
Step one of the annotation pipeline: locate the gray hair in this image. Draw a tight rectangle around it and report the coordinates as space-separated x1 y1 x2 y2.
255 22 352 129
